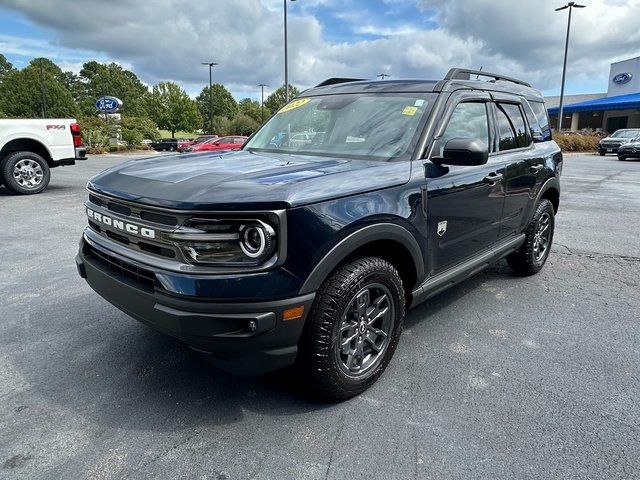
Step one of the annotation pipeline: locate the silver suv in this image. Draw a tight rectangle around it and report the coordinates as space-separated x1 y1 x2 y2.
598 129 640 156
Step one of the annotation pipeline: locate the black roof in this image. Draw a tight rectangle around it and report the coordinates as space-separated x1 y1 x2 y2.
303 68 543 102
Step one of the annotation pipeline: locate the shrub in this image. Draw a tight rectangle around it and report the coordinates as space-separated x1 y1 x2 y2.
229 114 259 136
553 132 606 152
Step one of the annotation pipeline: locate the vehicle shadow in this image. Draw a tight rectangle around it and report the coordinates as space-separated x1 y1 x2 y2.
11 262 514 437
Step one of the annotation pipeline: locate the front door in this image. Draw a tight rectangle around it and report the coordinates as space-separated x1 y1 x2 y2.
424 99 505 275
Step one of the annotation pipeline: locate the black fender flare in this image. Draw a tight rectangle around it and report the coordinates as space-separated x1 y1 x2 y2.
535 175 560 207
298 222 425 295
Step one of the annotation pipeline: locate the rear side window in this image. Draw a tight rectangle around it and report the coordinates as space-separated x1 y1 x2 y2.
527 101 552 141
496 103 531 151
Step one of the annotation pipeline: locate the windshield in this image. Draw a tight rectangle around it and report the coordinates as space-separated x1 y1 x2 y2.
245 93 435 161
611 129 640 138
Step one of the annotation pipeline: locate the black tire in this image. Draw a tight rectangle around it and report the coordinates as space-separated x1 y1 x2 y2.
507 199 555 276
618 156 626 161
299 257 405 400
598 150 606 156
0 151 51 195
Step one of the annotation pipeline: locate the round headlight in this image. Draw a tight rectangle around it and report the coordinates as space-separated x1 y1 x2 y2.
239 222 275 259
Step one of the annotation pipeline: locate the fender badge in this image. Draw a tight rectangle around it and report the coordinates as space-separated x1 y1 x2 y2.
437 220 447 237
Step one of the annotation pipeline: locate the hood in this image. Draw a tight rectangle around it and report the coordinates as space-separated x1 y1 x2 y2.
88 150 411 210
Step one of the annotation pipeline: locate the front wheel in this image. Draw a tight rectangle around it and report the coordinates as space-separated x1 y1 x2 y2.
0 151 51 195
299 257 405 400
598 150 606 156
507 199 555 276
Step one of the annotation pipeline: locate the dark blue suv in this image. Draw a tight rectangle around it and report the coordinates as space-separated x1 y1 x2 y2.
76 69 562 399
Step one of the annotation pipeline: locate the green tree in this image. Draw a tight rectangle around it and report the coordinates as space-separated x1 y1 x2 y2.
229 113 259 136
238 97 269 124
0 61 79 118
211 115 231 136
150 81 201 137
78 61 151 117
196 84 238 133
264 85 301 114
0 54 16 84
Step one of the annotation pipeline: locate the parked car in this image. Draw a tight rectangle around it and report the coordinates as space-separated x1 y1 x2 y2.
185 136 247 152
598 129 640 155
0 118 86 194
617 138 640 160
77 68 561 400
151 138 192 152
177 135 219 152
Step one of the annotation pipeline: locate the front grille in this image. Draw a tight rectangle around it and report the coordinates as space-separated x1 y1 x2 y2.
86 190 181 261
84 243 156 291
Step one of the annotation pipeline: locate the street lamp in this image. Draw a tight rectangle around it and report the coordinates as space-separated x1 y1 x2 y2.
258 84 268 123
284 0 297 103
38 59 47 118
555 2 586 132
377 73 390 80
201 61 218 134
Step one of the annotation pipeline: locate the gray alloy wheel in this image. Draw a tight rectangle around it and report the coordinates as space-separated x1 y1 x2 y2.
300 256 405 400
335 283 395 377
532 212 551 263
506 198 555 276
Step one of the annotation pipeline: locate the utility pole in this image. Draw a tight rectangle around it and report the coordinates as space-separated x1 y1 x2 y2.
555 2 586 132
201 62 218 134
377 73 390 80
284 0 297 103
258 84 268 123
39 59 47 118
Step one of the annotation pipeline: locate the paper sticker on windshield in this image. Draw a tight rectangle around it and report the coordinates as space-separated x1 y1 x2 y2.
279 98 310 113
414 99 425 107
402 106 418 116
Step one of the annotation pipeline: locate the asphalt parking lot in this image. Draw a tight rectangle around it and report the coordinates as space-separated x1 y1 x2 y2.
1 152 639 479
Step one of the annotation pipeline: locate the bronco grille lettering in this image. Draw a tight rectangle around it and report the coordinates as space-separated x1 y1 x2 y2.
87 208 156 239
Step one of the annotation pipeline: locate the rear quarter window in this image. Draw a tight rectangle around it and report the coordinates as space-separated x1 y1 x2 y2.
526 101 552 142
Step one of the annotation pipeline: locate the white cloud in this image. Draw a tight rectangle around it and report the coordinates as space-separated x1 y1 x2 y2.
1 0 639 98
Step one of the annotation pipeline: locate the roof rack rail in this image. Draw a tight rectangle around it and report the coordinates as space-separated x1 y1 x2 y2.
443 68 531 87
315 78 366 87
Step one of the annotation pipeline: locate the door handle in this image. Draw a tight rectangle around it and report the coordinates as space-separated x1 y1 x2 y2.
529 164 544 173
483 172 503 185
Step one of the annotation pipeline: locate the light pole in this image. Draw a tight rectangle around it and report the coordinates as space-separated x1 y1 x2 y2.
38 59 47 118
201 62 218 134
258 83 268 123
377 73 390 80
284 0 297 103
555 2 585 132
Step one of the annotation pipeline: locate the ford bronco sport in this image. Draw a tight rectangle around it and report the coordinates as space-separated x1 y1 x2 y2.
76 69 562 399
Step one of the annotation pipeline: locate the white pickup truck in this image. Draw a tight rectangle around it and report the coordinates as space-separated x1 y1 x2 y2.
0 118 87 195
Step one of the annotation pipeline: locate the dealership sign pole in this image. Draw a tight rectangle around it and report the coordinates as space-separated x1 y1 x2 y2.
555 2 586 132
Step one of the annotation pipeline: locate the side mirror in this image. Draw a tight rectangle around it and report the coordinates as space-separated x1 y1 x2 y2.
438 138 488 166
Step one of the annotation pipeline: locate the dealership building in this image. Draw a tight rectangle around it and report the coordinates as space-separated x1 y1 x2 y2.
546 56 640 132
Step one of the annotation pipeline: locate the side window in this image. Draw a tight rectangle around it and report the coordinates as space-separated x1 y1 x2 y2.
496 103 531 150
434 102 489 156
529 101 552 141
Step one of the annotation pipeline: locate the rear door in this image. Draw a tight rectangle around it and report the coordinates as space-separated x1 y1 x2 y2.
489 95 544 237
424 92 506 275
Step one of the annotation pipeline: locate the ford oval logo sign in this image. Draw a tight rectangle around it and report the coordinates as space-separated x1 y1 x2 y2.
613 72 633 85
95 96 123 113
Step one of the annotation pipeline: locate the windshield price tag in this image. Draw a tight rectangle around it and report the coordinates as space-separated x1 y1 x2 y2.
279 98 310 113
402 106 418 116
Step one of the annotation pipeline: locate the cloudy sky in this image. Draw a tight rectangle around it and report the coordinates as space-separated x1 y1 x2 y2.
0 0 639 100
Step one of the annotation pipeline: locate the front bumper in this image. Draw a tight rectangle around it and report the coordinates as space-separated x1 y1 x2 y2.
76 239 315 376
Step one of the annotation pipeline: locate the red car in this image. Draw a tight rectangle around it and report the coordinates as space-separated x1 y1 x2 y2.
187 136 247 152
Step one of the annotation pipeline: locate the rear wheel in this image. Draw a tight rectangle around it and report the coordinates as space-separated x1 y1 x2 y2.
507 199 554 276
299 257 405 400
618 156 626 161
0 151 51 195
